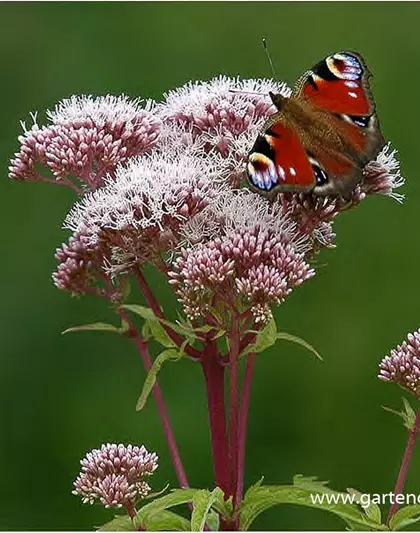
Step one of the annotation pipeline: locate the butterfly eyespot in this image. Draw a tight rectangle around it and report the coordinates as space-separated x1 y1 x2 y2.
327 53 362 81
247 153 278 191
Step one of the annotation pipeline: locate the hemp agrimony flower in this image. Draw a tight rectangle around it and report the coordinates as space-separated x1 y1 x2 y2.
379 329 420 397
9 95 160 193
73 443 158 509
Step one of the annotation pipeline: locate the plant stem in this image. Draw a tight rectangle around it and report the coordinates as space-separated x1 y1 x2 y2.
201 343 230 496
235 351 256 509
387 408 420 524
134 265 201 360
122 312 189 489
229 313 240 512
125 500 143 531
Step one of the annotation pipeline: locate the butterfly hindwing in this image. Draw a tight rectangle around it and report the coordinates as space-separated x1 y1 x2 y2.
247 120 316 193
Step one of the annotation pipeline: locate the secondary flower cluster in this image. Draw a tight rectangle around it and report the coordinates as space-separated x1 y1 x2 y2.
379 329 420 397
9 95 160 192
73 443 158 509
9 77 404 322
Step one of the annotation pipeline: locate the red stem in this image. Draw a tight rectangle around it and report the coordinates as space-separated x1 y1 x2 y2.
134 266 201 360
387 408 420 524
123 313 189 489
235 351 256 509
201 344 230 495
229 314 240 511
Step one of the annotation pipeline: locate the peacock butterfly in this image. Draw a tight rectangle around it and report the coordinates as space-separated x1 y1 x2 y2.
246 51 385 197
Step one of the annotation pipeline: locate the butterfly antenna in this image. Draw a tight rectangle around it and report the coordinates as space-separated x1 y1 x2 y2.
262 37 277 78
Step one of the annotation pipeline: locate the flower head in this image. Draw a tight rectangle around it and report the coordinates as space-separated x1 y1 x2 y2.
9 95 161 192
72 443 158 508
63 148 226 275
169 190 314 323
379 329 420 397
158 76 290 182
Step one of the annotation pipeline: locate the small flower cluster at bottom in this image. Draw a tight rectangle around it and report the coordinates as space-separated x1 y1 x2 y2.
72 443 158 509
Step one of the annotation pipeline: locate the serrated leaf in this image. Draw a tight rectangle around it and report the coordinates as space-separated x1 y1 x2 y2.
276 332 322 360
191 488 224 531
148 319 176 348
62 322 120 335
382 398 417 430
98 515 135 531
205 510 219 531
122 304 157 321
238 484 385 531
243 319 277 355
293 474 332 493
210 489 233 519
347 488 382 524
136 349 183 410
136 488 200 528
402 398 416 429
140 510 190 531
389 504 420 530
122 304 195 338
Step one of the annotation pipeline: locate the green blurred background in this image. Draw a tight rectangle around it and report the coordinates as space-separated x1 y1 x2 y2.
1 2 420 530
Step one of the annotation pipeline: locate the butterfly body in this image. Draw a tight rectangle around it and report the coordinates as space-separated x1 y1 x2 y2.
247 52 385 197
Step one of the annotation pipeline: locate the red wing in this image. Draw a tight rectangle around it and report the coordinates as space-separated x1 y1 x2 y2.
294 51 384 163
295 51 373 116
246 120 316 193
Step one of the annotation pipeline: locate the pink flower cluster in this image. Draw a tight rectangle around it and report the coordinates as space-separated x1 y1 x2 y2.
9 95 160 191
73 443 158 509
379 329 420 397
9 77 404 321
170 225 313 323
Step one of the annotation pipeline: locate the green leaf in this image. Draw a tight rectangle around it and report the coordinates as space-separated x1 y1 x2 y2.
98 515 135 531
293 474 332 493
122 304 157 321
382 397 416 430
347 488 382 524
239 484 385 531
136 349 183 410
98 510 191 532
122 304 195 338
243 321 321 361
62 322 121 335
136 488 200 528
210 489 233 519
205 510 220 531
140 510 190 531
402 398 416 429
276 332 322 360
148 319 176 348
191 488 224 531
389 505 420 530
244 319 277 355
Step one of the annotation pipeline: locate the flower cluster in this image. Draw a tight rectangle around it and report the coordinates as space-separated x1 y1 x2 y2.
9 95 161 192
157 76 290 183
58 148 226 280
73 443 158 509
10 76 404 323
169 191 314 323
379 329 420 397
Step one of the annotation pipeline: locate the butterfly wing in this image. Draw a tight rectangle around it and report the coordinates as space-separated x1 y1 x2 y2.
246 119 317 194
294 51 384 163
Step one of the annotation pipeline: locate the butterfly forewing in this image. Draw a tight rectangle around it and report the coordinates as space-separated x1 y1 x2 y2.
246 50 385 197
